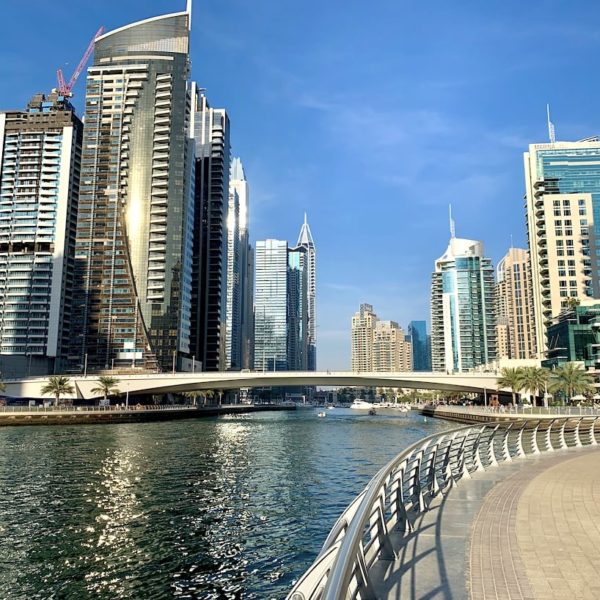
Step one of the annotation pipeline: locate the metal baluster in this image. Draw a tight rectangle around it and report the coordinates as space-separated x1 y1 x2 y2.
353 545 377 600
590 417 599 446
530 420 541 455
501 423 513 462
544 419 555 452
472 428 485 472
574 417 583 447
515 422 526 458
558 419 567 449
487 425 499 467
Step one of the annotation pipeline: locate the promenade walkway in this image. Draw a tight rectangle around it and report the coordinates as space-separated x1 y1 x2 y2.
374 445 600 599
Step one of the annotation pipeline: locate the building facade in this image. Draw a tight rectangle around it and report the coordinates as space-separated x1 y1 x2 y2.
296 214 316 370
495 248 537 359
430 237 496 373
524 140 600 355
287 245 309 370
71 7 194 373
189 85 231 371
351 303 378 371
373 321 412 372
254 240 288 371
0 92 82 377
408 320 431 371
226 157 253 370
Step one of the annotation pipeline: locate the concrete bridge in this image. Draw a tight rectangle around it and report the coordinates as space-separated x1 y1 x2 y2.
3 370 502 401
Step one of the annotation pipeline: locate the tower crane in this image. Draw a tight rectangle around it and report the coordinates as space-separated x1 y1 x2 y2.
56 26 105 97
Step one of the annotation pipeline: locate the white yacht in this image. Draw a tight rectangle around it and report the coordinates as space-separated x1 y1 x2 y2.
350 399 374 410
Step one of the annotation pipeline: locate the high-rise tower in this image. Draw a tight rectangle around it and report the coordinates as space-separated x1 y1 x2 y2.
226 157 253 370
297 214 316 370
351 303 378 372
524 139 600 354
495 248 537 359
189 85 230 371
72 6 194 372
430 237 496 372
0 92 82 377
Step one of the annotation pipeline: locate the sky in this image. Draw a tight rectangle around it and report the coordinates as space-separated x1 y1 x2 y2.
1 0 599 369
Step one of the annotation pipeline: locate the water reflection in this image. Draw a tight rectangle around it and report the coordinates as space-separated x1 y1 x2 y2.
0 410 452 599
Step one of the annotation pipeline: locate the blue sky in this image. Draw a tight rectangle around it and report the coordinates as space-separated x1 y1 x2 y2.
2 0 599 369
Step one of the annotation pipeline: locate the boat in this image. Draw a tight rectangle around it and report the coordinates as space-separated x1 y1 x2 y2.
318 411 327 418
350 399 374 410
327 405 335 410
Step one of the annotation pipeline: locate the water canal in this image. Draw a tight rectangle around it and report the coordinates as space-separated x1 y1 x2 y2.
0 408 452 599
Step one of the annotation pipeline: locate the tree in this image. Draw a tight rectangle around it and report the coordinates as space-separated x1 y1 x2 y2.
550 362 595 405
497 367 523 407
90 376 120 406
41 376 74 407
565 297 581 310
517 367 550 407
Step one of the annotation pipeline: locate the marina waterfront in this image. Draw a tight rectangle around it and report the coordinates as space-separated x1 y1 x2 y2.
0 408 450 599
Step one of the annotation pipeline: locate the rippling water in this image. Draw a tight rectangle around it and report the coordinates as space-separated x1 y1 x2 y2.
0 408 452 599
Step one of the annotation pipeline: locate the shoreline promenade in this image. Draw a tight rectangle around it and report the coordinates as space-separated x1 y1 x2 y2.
289 408 600 599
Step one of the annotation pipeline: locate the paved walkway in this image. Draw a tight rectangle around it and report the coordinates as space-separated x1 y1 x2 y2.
372 446 600 599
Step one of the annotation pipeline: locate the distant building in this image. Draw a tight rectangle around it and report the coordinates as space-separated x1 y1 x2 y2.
408 321 431 371
0 92 82 377
190 85 231 371
431 237 496 372
524 139 600 355
351 303 378 371
287 244 309 370
254 240 289 371
373 321 412 372
226 158 253 370
495 248 537 359
296 214 317 370
543 301 600 369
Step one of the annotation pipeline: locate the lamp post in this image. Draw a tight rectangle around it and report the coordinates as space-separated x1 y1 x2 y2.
192 355 196 373
84 353 88 377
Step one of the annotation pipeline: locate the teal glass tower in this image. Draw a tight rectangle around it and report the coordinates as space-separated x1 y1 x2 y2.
430 237 496 372
72 6 194 372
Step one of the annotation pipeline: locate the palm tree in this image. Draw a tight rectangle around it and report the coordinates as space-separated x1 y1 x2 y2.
549 362 594 405
41 376 74 407
90 376 120 406
518 367 550 407
497 367 523 407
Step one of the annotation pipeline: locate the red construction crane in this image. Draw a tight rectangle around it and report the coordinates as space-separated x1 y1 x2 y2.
56 26 105 96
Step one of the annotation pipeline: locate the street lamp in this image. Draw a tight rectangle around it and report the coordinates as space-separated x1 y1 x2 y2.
172 349 176 374
192 355 196 373
84 353 88 377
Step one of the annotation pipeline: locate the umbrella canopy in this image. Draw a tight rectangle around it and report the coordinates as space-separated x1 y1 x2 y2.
593 394 600 400
571 394 586 401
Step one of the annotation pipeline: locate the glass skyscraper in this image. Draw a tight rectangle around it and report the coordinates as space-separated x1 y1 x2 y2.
189 85 230 371
296 214 316 370
71 7 194 372
408 320 431 371
0 92 82 377
254 240 288 371
430 237 496 372
287 244 308 370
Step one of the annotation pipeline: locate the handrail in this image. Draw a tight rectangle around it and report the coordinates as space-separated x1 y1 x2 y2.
288 416 600 600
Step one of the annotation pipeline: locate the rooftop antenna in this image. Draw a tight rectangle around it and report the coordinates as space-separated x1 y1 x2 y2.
187 0 192 30
510 233 514 249
547 104 556 144
449 204 456 239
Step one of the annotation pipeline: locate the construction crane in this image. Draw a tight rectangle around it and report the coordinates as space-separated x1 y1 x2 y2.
56 26 105 97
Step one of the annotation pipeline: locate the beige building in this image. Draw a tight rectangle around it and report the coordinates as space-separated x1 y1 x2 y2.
495 248 537 359
524 141 600 355
351 304 378 371
373 321 412 372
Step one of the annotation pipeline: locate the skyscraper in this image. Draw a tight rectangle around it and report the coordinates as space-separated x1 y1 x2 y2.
254 240 288 371
287 244 308 370
408 321 431 371
495 248 537 359
296 214 317 370
0 92 82 377
189 85 231 371
226 157 253 370
524 139 600 354
373 321 412 372
351 303 378 371
72 6 194 372
430 237 496 372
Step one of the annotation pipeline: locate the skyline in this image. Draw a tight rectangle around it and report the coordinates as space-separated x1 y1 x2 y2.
3 0 600 369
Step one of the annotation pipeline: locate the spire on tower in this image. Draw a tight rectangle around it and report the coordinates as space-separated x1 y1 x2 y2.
297 213 315 247
547 104 556 144
449 204 456 239
186 0 192 30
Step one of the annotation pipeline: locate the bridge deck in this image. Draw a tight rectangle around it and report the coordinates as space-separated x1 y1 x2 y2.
370 445 600 599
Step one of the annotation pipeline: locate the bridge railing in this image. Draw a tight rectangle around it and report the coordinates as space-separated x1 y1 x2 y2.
288 417 599 600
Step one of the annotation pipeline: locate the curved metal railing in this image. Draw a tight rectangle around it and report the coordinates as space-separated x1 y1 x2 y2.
287 417 600 600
